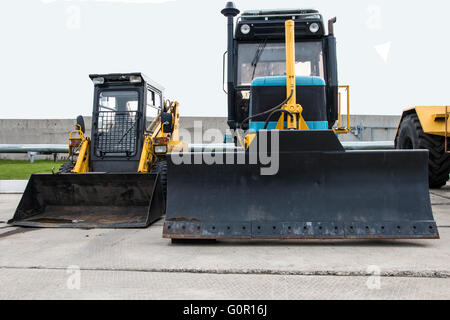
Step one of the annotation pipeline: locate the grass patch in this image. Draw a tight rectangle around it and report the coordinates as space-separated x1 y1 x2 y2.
0 160 65 180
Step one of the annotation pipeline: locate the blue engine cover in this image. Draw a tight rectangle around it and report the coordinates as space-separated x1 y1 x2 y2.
251 75 325 87
249 76 328 132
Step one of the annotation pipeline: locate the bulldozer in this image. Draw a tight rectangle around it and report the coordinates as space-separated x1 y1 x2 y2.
395 106 450 188
162 3 439 241
9 73 185 228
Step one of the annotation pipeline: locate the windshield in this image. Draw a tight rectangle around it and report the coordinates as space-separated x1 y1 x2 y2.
96 90 139 156
98 90 139 112
237 41 324 86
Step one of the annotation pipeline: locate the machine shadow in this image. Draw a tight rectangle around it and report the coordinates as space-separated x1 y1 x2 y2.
169 239 432 248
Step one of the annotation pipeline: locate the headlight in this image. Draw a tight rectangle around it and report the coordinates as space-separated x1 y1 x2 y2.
240 24 251 35
309 23 320 33
92 77 104 85
154 145 167 154
129 75 142 83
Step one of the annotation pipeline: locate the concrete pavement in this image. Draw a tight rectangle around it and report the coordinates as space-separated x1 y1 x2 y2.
0 180 27 194
0 184 449 299
1 268 449 300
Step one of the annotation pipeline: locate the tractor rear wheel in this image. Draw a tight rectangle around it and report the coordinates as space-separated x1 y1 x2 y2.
396 113 450 189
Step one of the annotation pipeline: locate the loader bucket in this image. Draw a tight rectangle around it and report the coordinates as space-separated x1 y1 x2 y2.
9 173 164 228
163 130 439 240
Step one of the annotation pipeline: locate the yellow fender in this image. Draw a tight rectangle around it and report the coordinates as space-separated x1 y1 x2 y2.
396 106 450 139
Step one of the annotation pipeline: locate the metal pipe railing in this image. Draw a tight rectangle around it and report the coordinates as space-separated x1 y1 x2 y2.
334 85 350 134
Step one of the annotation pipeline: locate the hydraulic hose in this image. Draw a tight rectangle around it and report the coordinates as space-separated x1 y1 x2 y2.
263 109 294 130
239 87 294 130
236 87 295 149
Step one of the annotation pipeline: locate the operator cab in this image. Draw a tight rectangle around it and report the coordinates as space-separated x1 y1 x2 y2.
223 4 338 130
89 73 164 172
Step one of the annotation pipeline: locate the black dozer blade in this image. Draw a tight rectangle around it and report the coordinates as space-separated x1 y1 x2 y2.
164 130 439 240
8 173 164 228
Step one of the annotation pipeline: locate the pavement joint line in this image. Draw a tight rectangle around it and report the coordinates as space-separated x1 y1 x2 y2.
430 192 450 201
0 266 448 279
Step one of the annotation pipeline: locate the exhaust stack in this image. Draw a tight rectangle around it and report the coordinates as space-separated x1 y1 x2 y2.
221 2 240 129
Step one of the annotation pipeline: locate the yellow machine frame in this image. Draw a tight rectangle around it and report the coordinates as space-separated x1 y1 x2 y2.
138 101 186 173
69 126 90 173
243 20 305 149
396 106 450 139
243 20 351 149
275 20 309 131
68 101 185 174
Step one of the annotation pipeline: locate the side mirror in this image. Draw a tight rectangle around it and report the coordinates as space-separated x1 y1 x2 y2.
161 112 174 134
76 115 86 134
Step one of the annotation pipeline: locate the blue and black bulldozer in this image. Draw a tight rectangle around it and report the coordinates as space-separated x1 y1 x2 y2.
163 2 439 241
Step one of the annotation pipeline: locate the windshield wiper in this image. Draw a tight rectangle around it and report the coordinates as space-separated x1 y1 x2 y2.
251 40 267 81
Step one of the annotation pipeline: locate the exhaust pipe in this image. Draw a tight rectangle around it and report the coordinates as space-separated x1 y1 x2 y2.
221 2 240 129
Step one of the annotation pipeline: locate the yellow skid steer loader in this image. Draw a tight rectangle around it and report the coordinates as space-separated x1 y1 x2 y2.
9 73 185 228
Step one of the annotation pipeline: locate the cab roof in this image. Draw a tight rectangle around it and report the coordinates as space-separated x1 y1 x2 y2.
241 8 322 20
89 73 164 92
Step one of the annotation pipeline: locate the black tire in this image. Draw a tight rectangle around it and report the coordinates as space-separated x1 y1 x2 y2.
153 160 168 200
58 161 74 173
395 113 450 189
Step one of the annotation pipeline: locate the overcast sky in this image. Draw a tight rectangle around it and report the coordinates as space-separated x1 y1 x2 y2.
0 0 449 119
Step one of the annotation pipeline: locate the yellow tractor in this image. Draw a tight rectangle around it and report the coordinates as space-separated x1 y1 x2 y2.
396 107 450 188
9 73 186 228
